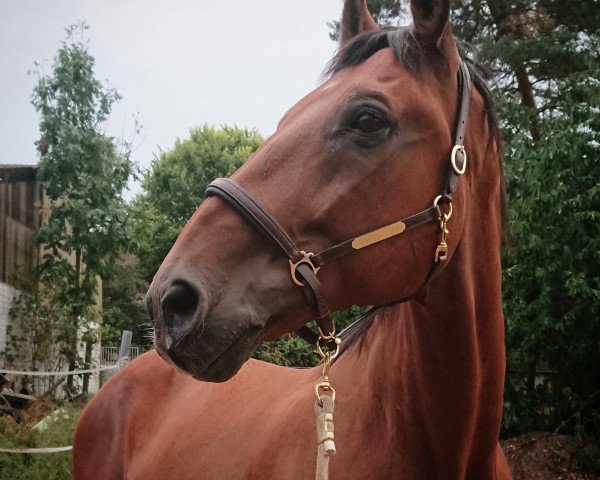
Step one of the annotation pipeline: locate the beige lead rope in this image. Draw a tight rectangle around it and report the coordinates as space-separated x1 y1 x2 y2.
314 346 339 480
315 394 336 480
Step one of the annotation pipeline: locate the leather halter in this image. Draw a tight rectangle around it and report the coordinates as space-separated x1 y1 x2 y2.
206 62 472 346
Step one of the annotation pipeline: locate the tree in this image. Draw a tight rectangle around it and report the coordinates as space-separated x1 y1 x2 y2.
329 1 600 437
131 125 263 281
499 55 600 436
327 0 408 40
450 0 600 438
100 257 151 350
29 23 135 395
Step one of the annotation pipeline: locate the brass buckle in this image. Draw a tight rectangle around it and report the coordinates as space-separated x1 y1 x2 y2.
289 251 320 287
433 195 453 220
315 352 336 404
315 380 336 404
434 214 450 263
435 242 448 263
451 145 467 175
433 196 452 263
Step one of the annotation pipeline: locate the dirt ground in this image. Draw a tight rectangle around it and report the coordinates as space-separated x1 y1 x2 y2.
502 432 599 479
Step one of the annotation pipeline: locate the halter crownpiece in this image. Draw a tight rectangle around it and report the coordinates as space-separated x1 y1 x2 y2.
205 61 472 345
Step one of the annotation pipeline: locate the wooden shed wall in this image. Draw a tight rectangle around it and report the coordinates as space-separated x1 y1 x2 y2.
0 167 42 286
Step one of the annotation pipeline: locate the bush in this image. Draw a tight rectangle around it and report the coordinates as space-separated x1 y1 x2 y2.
253 307 366 368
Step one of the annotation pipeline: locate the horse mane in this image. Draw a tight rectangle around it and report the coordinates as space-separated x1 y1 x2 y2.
322 28 508 360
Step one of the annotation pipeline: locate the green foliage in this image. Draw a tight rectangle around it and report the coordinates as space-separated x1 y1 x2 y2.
327 0 408 41
254 307 366 367
575 439 600 475
0 403 81 480
6 273 78 396
254 335 316 368
130 124 263 281
501 60 600 436
100 258 151 350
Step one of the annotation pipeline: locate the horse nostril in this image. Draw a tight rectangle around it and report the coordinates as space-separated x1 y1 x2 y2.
161 282 200 334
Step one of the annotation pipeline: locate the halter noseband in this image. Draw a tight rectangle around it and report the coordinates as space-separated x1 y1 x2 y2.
205 62 472 348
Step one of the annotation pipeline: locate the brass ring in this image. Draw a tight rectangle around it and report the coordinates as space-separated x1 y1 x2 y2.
288 251 320 287
433 195 453 220
316 338 341 360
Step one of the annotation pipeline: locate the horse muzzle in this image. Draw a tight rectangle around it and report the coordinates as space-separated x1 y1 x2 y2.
147 276 265 382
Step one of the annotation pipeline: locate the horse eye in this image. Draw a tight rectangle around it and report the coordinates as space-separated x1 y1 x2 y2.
345 108 391 136
338 101 392 145
355 114 385 133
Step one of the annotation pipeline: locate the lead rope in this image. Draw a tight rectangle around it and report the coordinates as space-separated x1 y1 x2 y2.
314 334 340 480
315 394 335 480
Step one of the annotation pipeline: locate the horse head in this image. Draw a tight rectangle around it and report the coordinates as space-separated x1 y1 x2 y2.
146 0 500 383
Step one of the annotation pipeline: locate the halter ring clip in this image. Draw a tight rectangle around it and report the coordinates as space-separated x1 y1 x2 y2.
289 251 320 287
316 337 341 361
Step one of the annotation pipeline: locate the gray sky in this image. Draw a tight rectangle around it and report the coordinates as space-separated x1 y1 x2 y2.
0 0 343 195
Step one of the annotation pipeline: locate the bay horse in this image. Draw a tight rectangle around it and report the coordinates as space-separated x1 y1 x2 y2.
74 0 511 478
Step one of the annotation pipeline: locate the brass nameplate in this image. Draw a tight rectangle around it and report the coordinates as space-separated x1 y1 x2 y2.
351 221 406 250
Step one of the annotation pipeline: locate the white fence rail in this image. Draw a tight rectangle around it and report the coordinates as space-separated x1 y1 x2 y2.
100 346 140 365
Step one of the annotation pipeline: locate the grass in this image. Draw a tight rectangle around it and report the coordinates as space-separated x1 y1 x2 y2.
0 399 83 480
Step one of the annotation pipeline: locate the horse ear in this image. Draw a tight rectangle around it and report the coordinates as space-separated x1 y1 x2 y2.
340 0 379 46
410 0 459 66
410 0 449 44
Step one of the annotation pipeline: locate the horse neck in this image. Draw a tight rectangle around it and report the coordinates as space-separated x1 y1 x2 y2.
339 235 505 412
334 158 505 473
